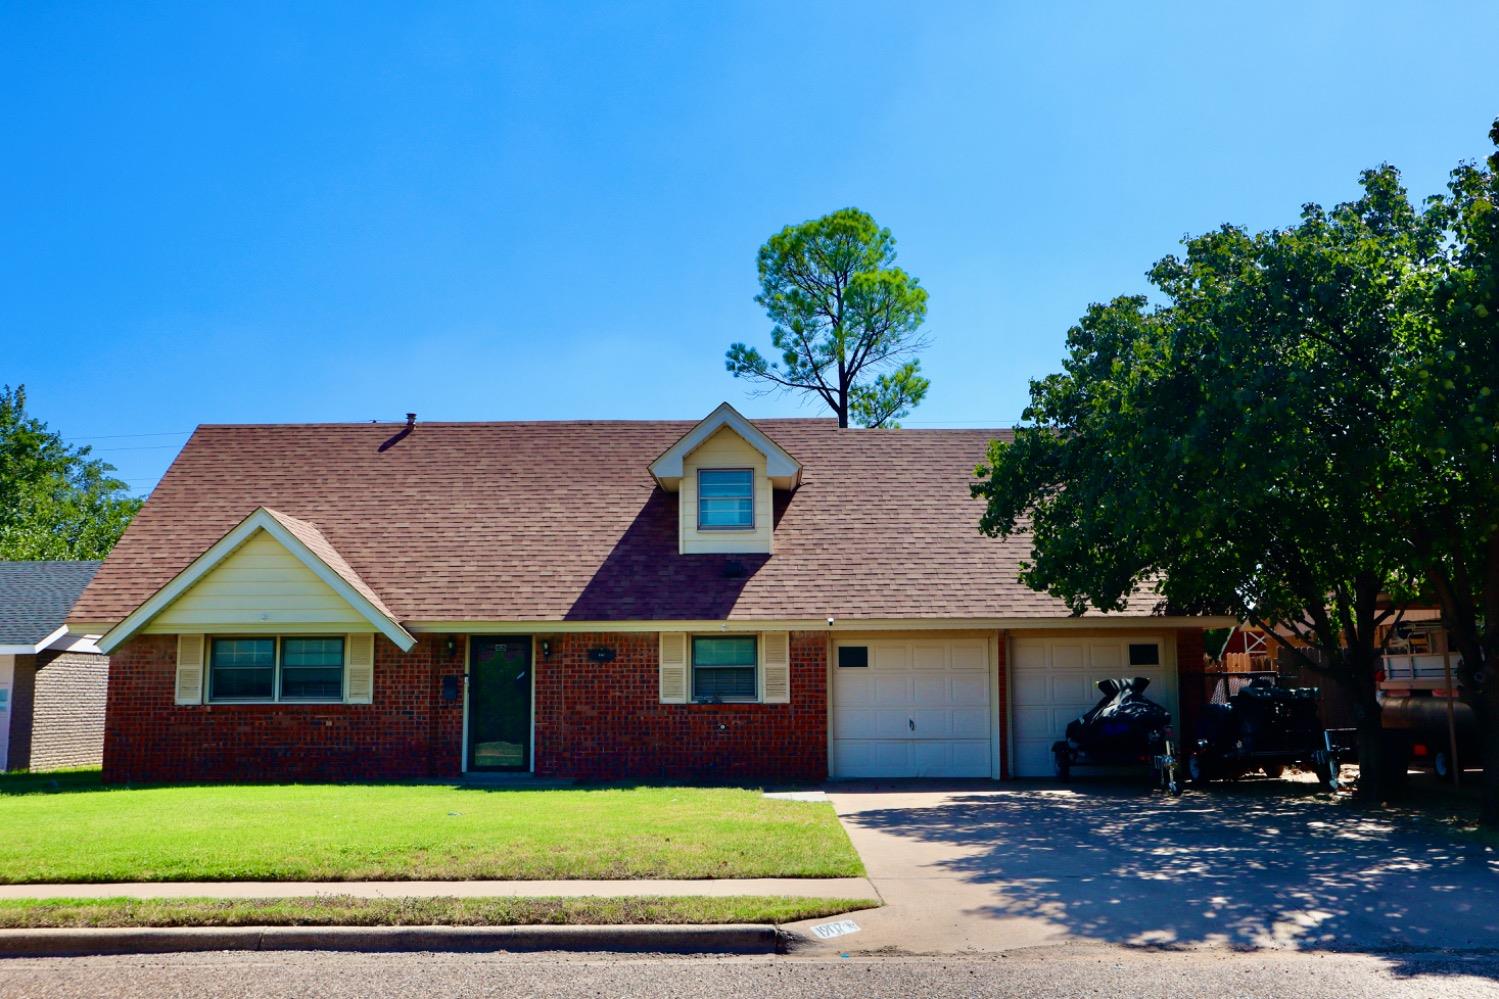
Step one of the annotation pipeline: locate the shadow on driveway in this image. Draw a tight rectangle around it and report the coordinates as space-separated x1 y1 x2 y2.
839 779 1499 975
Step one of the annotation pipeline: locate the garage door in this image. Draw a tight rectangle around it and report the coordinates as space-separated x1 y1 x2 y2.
832 638 993 778
1010 636 1176 777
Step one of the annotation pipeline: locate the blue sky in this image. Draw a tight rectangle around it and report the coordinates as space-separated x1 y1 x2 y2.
4 2 1497 496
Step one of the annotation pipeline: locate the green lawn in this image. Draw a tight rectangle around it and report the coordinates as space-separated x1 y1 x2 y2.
0 895 876 929
0 771 863 883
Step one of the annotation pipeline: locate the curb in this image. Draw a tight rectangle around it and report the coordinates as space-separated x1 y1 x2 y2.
0 924 788 958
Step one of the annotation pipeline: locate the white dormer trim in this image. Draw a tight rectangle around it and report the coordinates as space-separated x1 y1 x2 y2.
649 402 801 492
96 508 416 654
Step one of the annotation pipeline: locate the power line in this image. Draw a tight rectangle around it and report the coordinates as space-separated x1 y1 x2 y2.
65 430 192 440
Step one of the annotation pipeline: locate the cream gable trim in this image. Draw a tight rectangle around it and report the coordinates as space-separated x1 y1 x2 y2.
98 508 416 654
649 402 801 491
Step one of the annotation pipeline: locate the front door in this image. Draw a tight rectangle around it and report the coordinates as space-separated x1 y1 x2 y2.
467 637 532 771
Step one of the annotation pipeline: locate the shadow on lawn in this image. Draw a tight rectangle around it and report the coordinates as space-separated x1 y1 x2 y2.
845 780 1499 979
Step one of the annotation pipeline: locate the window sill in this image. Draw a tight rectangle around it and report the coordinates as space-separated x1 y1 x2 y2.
203 700 352 707
695 525 756 532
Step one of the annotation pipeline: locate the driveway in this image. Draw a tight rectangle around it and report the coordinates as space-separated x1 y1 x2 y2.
789 780 1499 956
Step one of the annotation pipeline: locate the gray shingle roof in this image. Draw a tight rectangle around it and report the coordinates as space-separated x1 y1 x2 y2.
0 561 102 646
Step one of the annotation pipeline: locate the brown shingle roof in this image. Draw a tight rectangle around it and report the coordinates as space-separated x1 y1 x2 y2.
260 507 400 625
71 418 1138 625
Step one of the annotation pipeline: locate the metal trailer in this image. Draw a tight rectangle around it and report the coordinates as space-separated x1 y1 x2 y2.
1186 673 1338 788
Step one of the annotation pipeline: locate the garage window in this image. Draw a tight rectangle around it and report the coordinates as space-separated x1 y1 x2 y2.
692 635 757 702
837 646 869 668
1128 642 1161 667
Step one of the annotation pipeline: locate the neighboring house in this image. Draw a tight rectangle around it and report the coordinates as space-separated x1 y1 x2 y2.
68 404 1233 784
0 561 108 772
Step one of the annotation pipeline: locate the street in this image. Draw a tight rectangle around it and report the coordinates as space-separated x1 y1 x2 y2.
2 945 1497 998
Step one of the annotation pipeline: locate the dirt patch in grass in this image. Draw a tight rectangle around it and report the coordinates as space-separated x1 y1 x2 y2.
0 896 878 929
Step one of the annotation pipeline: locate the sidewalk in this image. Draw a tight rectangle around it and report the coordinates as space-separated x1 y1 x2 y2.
0 877 879 901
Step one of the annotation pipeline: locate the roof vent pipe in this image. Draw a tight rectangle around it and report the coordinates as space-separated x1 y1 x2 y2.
405 412 416 429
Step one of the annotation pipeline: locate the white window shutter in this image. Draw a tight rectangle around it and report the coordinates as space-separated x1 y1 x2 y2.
175 634 205 704
659 632 687 704
345 633 375 704
761 631 790 703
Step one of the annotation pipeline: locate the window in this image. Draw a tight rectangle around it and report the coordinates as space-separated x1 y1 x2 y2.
209 638 276 701
698 468 754 530
281 637 345 700
837 645 870 668
209 636 345 703
692 635 757 702
1128 642 1161 667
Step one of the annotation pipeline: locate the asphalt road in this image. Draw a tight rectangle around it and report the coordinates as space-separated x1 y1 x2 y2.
3 945 1498 998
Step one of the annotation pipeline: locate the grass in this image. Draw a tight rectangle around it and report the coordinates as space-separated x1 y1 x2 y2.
0 770 863 883
0 895 876 929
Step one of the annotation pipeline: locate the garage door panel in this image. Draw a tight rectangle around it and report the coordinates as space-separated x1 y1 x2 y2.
1089 643 1123 669
951 707 990 738
833 707 878 739
1011 636 1178 777
873 676 910 705
1012 639 1048 668
913 677 948 704
836 672 874 706
874 709 914 739
832 638 993 779
911 708 950 737
1051 674 1092 703
911 644 947 670
950 643 986 670
1051 643 1086 668
1014 673 1051 701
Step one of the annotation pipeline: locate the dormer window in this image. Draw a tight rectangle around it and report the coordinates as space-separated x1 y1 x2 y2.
648 402 802 555
698 469 754 530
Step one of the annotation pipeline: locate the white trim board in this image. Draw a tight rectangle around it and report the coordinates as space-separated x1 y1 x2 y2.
406 615 1238 634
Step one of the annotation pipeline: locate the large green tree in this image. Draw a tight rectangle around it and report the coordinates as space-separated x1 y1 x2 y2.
973 166 1444 803
726 208 930 428
0 384 142 559
1395 122 1499 823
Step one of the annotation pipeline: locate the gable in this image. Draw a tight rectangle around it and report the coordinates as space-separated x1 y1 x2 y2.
150 531 371 631
649 402 800 491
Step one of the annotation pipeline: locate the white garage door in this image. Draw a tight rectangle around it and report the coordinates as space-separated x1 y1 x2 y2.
1010 636 1177 778
832 638 993 778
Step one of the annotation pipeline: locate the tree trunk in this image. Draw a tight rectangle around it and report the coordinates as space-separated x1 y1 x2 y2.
1473 682 1499 827
1350 684 1391 803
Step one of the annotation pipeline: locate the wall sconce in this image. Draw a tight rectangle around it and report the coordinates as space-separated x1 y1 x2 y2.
540 640 552 659
445 636 457 660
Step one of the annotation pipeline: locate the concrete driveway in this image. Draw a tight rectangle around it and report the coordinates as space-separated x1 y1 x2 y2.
788 780 1499 956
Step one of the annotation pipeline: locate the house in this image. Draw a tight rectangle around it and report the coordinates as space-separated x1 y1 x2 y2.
67 404 1232 784
0 560 109 772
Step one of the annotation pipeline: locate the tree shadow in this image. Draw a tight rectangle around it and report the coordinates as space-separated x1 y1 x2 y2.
844 780 1499 977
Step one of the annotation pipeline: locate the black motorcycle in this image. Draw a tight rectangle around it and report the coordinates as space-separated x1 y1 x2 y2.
1051 676 1181 795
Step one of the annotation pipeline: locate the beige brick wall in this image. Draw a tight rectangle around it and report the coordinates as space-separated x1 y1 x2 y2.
30 651 107 770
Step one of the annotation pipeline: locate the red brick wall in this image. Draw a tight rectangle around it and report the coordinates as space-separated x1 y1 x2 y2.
533 631 829 783
102 634 466 783
1175 627 1208 745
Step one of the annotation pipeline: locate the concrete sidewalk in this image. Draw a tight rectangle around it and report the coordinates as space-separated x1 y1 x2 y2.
0 877 878 901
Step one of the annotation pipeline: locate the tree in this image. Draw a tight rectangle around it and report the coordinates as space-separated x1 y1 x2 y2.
726 208 930 428
972 166 1444 803
0 384 142 559
1395 120 1499 823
